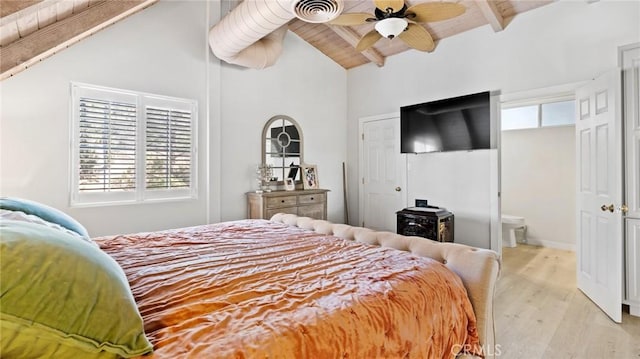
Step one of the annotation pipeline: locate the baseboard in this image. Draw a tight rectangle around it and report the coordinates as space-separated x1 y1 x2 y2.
532 239 575 251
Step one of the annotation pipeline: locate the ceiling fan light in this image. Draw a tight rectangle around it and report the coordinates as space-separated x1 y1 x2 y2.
374 18 408 39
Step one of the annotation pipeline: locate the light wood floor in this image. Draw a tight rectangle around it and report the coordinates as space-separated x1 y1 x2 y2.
495 244 640 358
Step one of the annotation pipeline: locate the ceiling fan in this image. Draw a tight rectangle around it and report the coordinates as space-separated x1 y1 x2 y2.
329 0 466 52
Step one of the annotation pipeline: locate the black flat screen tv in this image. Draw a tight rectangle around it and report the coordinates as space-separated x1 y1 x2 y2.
400 91 491 154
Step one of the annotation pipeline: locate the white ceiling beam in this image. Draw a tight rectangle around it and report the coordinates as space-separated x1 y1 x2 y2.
476 0 505 32
328 25 385 67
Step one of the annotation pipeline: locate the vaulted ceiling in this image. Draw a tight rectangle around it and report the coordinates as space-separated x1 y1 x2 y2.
289 0 553 69
0 0 553 80
0 0 158 80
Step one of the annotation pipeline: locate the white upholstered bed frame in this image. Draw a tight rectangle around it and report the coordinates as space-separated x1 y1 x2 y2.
270 213 501 359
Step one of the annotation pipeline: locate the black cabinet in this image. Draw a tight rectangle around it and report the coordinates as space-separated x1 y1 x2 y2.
396 207 454 243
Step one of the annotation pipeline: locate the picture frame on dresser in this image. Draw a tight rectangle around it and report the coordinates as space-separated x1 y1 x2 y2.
284 178 295 191
302 164 318 189
287 163 299 180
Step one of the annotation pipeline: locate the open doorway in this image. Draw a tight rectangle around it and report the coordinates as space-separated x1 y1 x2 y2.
499 94 577 253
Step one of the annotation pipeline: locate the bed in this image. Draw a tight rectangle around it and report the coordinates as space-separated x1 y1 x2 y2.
0 199 501 359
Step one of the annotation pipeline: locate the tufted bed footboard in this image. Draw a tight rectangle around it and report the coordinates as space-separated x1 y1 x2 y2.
270 213 502 358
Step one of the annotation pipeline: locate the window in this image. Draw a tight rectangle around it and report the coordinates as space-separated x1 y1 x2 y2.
71 83 197 206
501 97 575 131
501 105 538 130
541 101 574 127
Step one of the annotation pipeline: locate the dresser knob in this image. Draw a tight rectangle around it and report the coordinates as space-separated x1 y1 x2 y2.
310 197 314 200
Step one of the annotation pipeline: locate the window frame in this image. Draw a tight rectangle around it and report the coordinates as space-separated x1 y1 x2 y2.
70 82 198 207
501 94 575 131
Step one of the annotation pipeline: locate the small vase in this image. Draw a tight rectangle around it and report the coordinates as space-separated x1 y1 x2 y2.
256 164 274 193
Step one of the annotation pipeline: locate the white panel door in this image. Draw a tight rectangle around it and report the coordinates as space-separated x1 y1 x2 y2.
575 70 623 323
622 43 640 316
362 117 406 231
626 219 640 315
624 44 640 218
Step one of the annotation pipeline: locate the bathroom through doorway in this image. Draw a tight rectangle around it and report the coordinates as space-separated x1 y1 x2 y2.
499 91 577 253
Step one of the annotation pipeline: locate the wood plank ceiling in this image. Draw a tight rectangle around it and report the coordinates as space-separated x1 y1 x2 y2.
0 0 553 80
288 0 553 69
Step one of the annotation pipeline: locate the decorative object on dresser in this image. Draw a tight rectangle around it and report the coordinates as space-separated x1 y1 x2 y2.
284 178 295 191
247 189 329 220
397 206 454 242
287 162 299 179
262 115 304 184
301 164 319 189
255 164 274 193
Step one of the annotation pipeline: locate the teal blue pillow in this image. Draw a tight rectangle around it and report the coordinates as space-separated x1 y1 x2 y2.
0 221 153 358
0 197 89 238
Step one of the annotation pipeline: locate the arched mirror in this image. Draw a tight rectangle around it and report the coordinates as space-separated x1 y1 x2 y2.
262 115 303 183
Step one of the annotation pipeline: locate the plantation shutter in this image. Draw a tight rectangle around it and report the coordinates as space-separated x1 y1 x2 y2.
78 98 137 192
71 83 196 206
145 106 192 190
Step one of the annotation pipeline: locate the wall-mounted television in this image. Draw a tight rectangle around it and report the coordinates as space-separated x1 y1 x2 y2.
400 91 491 154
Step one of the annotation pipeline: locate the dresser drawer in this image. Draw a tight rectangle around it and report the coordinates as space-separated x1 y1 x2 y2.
298 193 325 205
297 204 325 219
246 189 328 220
266 207 297 219
266 196 297 208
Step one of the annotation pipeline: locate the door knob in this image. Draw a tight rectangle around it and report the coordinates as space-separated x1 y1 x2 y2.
619 204 629 214
600 204 614 213
395 187 401 192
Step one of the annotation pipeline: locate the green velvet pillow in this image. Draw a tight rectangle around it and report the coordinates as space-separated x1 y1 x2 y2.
0 221 153 358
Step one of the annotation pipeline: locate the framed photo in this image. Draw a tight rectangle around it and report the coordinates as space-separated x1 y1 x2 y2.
284 178 295 191
287 163 299 180
301 164 319 190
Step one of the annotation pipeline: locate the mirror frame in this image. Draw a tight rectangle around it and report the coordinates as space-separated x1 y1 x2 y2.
261 115 304 184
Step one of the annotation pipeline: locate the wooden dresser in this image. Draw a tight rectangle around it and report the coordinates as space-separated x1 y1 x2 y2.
246 189 329 220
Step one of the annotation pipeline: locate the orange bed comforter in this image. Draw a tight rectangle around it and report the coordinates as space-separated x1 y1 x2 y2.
97 219 482 358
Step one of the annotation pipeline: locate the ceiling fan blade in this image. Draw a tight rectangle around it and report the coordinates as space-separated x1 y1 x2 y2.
406 2 466 23
374 0 405 13
356 30 383 52
329 13 374 26
397 23 435 52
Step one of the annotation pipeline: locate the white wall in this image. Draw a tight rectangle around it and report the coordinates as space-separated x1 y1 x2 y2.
501 126 576 250
346 1 640 246
407 150 493 249
219 33 347 223
0 1 217 236
0 1 347 235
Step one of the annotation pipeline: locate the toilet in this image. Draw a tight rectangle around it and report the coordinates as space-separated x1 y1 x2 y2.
502 214 526 248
